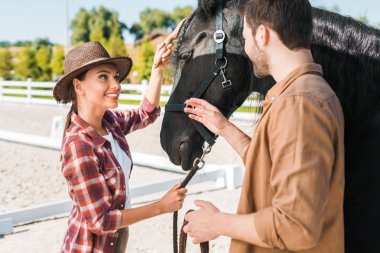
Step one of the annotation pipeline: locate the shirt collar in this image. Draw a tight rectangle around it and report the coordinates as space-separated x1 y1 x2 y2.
71 112 107 147
266 63 323 102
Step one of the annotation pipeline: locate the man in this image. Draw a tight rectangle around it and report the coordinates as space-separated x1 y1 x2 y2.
183 0 345 252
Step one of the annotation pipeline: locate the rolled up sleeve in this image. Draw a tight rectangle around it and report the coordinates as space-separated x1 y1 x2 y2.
62 141 122 235
254 95 334 250
114 96 161 135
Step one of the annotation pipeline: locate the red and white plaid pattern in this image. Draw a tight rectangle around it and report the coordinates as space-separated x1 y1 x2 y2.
60 97 160 253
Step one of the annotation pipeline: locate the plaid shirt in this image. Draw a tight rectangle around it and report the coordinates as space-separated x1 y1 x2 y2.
60 97 160 253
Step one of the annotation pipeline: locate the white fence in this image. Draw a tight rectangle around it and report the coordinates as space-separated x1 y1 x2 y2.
0 78 172 107
0 79 262 120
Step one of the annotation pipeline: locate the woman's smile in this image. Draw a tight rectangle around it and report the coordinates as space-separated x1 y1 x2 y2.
105 91 120 100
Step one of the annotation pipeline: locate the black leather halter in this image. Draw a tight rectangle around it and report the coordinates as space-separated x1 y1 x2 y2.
165 0 238 146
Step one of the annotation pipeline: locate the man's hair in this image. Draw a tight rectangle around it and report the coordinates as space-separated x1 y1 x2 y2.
236 0 313 50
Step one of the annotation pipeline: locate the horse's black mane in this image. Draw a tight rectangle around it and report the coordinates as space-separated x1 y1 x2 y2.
312 8 380 107
313 8 380 61
310 8 380 141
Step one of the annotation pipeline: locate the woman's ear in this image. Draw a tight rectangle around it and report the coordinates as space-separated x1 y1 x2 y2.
73 78 84 96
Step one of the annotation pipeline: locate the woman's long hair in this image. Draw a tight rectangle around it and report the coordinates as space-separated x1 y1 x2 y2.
60 71 86 160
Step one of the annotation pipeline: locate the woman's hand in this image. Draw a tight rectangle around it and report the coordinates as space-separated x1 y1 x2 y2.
146 19 186 106
119 182 187 227
184 98 231 136
153 19 185 70
158 182 187 214
153 42 173 70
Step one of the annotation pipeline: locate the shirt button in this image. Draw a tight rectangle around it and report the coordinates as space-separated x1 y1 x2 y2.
110 242 114 246
123 185 126 189
121 204 124 207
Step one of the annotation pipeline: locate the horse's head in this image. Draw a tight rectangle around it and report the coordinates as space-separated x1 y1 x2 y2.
160 0 256 170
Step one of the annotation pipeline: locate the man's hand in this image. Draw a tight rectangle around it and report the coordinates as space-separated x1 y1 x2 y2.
184 98 231 136
183 200 221 244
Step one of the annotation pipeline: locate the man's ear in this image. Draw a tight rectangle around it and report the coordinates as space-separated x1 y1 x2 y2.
256 24 270 48
73 78 84 96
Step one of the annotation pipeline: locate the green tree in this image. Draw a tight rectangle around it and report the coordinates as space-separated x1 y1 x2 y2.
71 6 127 45
140 8 173 31
33 38 53 50
0 41 11 48
50 46 65 79
172 6 193 24
71 8 91 44
35 46 52 81
105 12 127 57
0 48 13 80
133 40 155 81
89 26 106 44
128 6 193 40
106 33 127 57
129 9 174 40
129 23 145 40
14 40 32 47
14 47 39 80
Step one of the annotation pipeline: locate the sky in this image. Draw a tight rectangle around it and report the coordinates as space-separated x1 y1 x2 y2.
0 0 378 45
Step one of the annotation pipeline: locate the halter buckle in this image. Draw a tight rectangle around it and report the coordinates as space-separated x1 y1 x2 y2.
222 80 232 90
213 30 225 44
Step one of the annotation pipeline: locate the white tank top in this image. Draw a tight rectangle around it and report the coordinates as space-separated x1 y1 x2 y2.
103 133 132 209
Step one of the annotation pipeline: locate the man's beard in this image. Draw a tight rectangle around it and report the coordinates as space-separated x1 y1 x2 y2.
250 41 270 78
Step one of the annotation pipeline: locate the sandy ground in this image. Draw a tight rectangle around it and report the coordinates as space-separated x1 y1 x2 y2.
0 102 256 253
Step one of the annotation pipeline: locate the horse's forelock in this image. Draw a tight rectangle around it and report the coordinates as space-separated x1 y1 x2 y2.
198 0 218 16
198 0 233 17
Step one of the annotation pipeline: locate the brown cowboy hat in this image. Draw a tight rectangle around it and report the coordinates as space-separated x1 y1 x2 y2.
53 41 132 103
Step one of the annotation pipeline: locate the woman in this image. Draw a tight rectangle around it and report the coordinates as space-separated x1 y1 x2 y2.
54 28 185 253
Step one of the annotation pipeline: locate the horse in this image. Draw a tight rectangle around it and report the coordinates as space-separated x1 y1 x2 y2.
160 0 380 252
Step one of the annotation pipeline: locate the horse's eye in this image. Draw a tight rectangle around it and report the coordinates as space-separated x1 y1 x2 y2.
179 51 192 61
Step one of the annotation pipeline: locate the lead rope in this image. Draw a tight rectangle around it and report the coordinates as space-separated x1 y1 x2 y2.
179 210 209 253
173 143 212 253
